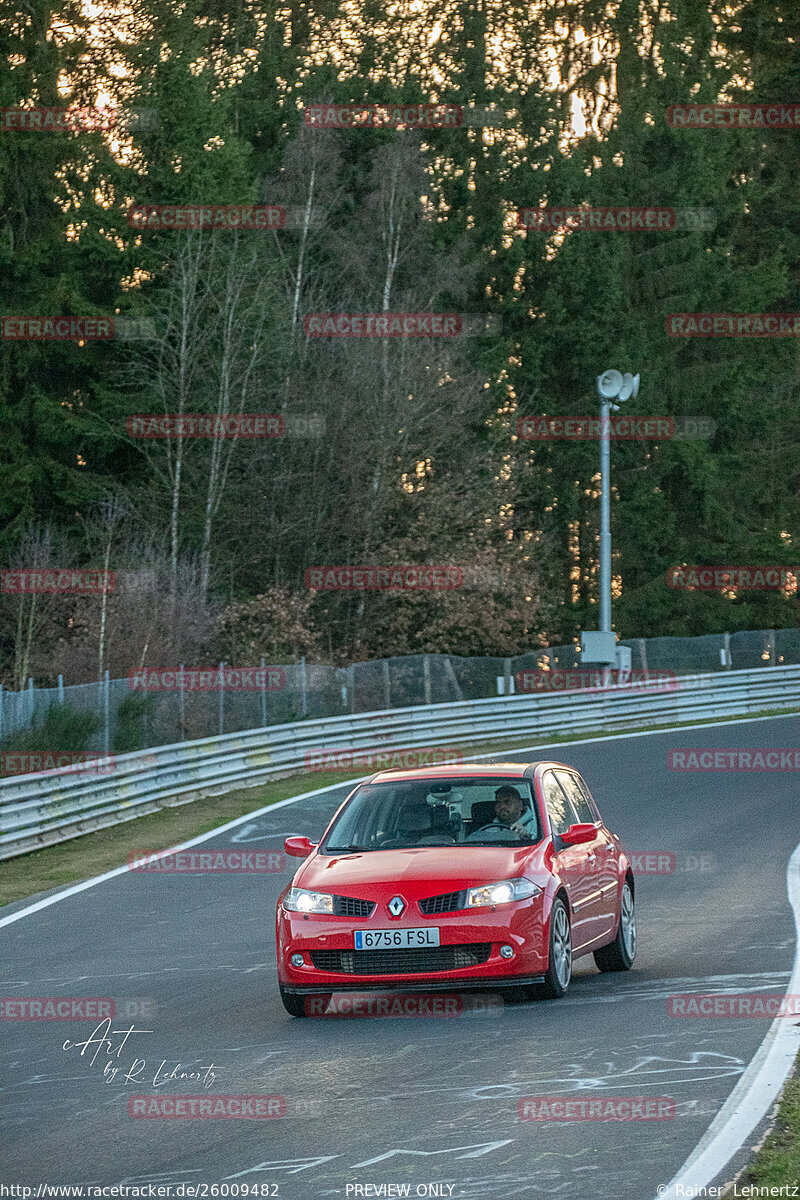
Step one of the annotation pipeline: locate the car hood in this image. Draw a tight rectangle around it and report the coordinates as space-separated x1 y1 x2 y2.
293 845 546 895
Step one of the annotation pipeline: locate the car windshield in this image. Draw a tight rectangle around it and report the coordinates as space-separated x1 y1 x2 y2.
320 777 542 852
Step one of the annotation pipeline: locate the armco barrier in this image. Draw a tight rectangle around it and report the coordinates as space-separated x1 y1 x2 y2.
1 664 799 860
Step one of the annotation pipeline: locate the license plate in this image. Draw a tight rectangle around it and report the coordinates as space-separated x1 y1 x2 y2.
354 928 441 950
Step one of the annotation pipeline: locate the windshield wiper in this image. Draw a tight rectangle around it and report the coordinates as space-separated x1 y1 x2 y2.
467 839 531 847
324 843 369 854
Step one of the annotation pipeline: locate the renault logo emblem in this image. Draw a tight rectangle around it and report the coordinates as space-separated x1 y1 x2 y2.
388 895 406 917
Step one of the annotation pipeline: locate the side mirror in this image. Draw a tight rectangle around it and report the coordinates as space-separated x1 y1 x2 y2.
284 836 316 858
560 823 597 847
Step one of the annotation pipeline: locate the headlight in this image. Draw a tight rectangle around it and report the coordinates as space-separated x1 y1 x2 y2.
466 878 542 907
284 887 334 914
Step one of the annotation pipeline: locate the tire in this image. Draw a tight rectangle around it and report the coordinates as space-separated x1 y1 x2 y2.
594 880 636 972
537 896 572 999
279 987 331 1017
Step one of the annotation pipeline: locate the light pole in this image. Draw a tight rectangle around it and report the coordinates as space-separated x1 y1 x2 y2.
599 386 613 634
580 369 640 678
596 368 640 634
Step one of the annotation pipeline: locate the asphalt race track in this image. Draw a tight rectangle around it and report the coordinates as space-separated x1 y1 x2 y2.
2 715 799 1200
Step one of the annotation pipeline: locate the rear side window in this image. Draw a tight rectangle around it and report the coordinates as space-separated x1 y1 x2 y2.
555 771 598 826
541 771 576 836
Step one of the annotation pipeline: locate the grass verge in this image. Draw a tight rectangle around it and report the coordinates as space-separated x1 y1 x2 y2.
724 1064 800 1193
1 704 797 909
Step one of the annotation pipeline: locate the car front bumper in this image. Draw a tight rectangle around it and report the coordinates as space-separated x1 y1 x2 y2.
276 900 549 991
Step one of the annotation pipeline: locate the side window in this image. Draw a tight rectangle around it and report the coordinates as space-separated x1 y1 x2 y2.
556 771 597 826
541 771 577 837
575 774 602 823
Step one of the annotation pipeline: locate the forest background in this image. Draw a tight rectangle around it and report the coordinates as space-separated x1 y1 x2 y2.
0 0 797 688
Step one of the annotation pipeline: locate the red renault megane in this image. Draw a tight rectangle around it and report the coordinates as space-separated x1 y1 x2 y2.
276 762 636 1016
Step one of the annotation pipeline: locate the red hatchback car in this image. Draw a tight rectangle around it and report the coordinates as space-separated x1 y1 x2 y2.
276 762 636 1016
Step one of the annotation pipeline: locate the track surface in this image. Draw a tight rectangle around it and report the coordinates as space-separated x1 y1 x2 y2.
2 716 798 1199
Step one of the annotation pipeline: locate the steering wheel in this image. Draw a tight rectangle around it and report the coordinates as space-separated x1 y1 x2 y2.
375 833 405 848
463 821 520 843
375 832 429 849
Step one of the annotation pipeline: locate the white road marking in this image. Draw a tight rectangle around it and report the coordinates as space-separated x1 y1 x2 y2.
0 778 355 930
651 840 800 1198
0 962 273 985
463 1052 745 1101
229 824 287 843
350 1141 514 1168
559 971 791 1006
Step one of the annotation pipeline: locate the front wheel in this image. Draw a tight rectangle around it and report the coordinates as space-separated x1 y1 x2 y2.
594 881 636 972
537 897 572 999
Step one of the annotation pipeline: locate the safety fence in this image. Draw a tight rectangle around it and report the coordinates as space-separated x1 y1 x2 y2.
1 661 799 859
2 627 800 756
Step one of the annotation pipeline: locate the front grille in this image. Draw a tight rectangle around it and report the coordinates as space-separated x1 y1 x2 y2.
419 890 467 915
309 944 492 975
332 896 376 918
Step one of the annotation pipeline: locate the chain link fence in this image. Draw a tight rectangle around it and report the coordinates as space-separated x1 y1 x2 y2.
1 628 799 758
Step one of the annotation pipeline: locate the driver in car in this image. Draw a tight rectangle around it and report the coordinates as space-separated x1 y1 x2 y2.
492 785 536 837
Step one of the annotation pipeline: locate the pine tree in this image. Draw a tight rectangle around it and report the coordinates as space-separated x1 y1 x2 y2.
0 0 127 555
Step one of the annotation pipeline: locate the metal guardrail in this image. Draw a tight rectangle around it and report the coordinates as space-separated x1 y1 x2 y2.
1 663 799 860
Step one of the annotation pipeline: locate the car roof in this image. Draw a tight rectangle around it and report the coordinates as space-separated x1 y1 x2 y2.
369 761 570 784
